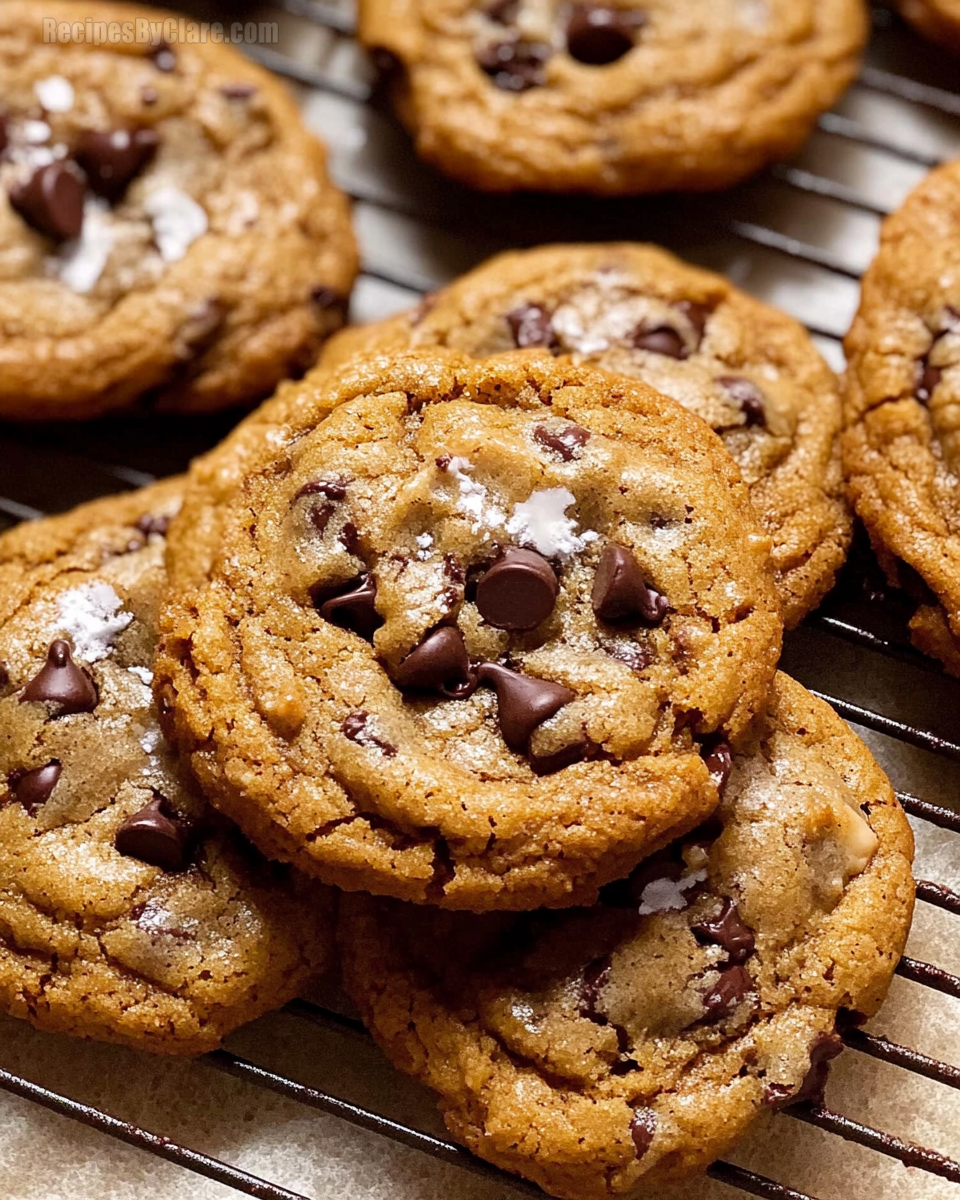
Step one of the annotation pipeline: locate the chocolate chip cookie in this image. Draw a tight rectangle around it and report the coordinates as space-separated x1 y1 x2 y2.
0 0 357 419
843 160 960 676
321 244 851 626
0 481 333 1055
360 0 867 194
155 349 782 910
893 0 960 52
339 672 915 1200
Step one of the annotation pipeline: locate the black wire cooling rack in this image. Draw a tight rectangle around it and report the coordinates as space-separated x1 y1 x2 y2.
3 3 960 1198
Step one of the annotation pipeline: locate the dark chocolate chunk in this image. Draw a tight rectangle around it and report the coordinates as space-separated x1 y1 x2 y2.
317 574 383 640
9 760 61 815
151 41 177 72
718 375 766 427
20 640 98 715
115 795 187 871
9 162 85 239
633 324 686 359
392 628 477 698
701 738 733 793
629 1108 656 1159
339 521 362 556
702 964 751 1019
533 423 591 461
136 512 171 537
220 82 258 99
476 663 574 752
0 661 8 689
692 898 755 965
764 1031 843 1108
297 477 350 501
592 545 668 625
566 5 639 65
506 304 556 348
917 363 942 404
476 548 559 630
477 39 551 91
529 736 593 776
341 711 397 756
600 638 654 673
75 127 159 201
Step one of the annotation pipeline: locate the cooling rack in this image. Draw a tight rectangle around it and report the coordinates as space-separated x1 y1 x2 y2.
2 3 960 1198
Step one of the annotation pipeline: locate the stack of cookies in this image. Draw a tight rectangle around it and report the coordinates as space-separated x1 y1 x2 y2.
0 2 931 1197
0 244 916 1196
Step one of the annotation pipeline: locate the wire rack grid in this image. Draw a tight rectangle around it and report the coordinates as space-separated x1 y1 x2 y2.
3 4 960 1199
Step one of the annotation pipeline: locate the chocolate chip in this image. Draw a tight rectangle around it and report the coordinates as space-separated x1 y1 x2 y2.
764 1032 843 1108
392 628 477 698
529 736 593 775
476 663 575 752
220 82 257 99
9 162 85 239
297 477 350 501
534 423 591 461
676 300 709 343
141 86 159 106
0 661 8 688
476 548 559 631
692 899 755 965
918 363 942 404
477 39 551 91
151 41 177 72
629 1108 656 1159
136 512 171 537
633 324 686 359
600 639 653 672
578 956 610 1018
20 640 98 715
341 711 397 756
75 128 160 202
317 574 383 640
9 760 61 815
339 522 362 556
566 6 640 65
592 545 668 625
115 795 187 871
702 965 751 1019
701 738 733 793
435 454 452 471
718 376 766 427
506 304 556 348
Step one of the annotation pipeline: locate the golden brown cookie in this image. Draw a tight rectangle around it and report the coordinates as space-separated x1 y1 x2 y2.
321 244 851 626
0 0 358 419
894 0 960 51
0 482 333 1055
155 349 782 911
339 673 915 1200
843 160 960 676
359 0 868 194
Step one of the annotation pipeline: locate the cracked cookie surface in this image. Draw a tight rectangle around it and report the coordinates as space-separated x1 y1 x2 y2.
338 673 915 1200
843 160 960 676
359 0 867 193
0 481 333 1055
0 0 357 419
321 244 851 626
156 349 781 910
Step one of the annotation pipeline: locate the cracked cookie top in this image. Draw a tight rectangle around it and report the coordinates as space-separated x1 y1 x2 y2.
338 673 915 1200
843 160 960 676
0 481 332 1055
320 243 851 626
0 0 357 418
359 0 867 193
156 349 781 910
